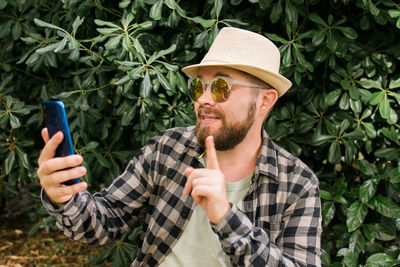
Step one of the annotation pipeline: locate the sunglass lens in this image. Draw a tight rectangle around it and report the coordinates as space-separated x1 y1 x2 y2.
190 78 204 101
211 78 230 102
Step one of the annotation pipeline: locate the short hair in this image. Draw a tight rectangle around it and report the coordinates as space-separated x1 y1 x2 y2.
237 70 276 98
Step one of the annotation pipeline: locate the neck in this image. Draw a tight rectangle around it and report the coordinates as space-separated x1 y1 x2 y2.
216 126 263 182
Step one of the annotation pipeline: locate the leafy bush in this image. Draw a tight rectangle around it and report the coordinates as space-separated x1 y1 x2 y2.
1 0 399 266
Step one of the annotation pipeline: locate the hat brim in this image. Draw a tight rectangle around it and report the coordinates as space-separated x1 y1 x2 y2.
182 62 292 97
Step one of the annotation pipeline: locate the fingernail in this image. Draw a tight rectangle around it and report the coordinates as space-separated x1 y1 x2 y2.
75 155 82 163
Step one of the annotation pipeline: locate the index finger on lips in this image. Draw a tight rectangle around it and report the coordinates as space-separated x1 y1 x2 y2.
38 131 64 166
205 136 220 170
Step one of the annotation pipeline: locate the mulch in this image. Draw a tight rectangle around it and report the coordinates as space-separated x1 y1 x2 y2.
0 216 111 267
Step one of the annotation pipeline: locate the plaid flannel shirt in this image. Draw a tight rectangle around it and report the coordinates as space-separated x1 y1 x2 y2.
42 126 322 266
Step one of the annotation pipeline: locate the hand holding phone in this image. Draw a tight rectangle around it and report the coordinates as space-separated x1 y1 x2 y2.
37 128 87 205
41 101 80 185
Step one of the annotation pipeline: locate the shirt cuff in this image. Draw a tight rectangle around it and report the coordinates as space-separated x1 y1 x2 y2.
211 204 254 241
40 188 82 227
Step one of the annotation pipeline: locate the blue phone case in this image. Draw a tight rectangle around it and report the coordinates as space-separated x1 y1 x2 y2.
42 101 80 185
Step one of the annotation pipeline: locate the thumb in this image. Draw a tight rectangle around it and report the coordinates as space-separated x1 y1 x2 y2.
205 136 220 170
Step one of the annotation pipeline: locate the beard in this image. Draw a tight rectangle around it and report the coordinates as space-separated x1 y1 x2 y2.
195 101 257 151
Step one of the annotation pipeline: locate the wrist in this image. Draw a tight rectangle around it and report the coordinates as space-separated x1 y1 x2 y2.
211 202 232 225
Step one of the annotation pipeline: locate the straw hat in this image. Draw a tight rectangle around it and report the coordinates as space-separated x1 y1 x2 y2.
182 27 292 97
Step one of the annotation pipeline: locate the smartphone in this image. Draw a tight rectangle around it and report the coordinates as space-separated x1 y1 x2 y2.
42 101 80 185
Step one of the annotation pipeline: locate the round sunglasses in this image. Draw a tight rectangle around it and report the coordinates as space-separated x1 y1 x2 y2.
188 76 269 103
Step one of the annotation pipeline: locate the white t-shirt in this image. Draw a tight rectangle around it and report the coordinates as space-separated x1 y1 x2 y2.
160 175 252 267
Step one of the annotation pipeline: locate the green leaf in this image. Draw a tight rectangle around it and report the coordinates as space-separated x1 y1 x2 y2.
326 89 342 106
389 76 400 89
375 148 400 160
72 16 84 35
373 195 400 219
349 230 365 254
193 31 208 48
94 19 121 28
5 150 16 175
379 94 390 119
368 0 380 16
309 13 327 26
388 10 400 18
391 166 400 183
16 147 29 169
119 0 131 8
270 2 282 23
150 44 176 62
53 91 78 99
311 134 334 146
9 113 21 128
366 253 400 267
36 43 59 54
265 33 288 44
359 179 377 202
133 39 146 59
122 34 132 51
140 71 152 97
150 0 163 20
346 200 368 232
164 0 176 9
82 141 99 151
369 91 384 105
333 195 347 205
359 78 382 89
362 122 376 139
320 189 332 200
12 21 22 40
97 27 120 34
339 119 350 136
34 18 65 32
121 107 136 126
94 153 111 168
54 37 68 53
371 223 396 241
349 98 361 113
189 17 216 28
322 201 335 226
358 160 378 176
336 26 358 39
337 248 357 267
328 139 341 164
128 65 145 80
282 45 291 66
212 0 223 18
0 1 7 9
105 35 122 51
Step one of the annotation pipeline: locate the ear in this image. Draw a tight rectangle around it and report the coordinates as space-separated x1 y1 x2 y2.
259 89 278 115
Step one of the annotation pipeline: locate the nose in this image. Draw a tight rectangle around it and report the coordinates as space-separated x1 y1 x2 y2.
197 84 216 106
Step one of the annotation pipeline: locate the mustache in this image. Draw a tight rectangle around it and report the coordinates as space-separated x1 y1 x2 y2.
196 106 224 118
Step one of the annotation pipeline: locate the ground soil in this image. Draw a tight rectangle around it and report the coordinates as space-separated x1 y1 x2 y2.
0 216 112 267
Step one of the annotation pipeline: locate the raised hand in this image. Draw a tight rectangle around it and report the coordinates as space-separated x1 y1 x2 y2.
183 136 231 224
37 128 87 205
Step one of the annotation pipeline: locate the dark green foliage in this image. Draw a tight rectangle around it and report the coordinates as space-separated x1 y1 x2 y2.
0 0 399 266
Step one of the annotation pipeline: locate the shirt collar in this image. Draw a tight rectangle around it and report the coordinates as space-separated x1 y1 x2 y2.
256 129 279 181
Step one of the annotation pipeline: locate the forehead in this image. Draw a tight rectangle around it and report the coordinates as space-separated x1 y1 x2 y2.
196 66 248 79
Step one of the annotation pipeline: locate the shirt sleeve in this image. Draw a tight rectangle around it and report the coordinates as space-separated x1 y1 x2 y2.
211 179 322 267
41 137 158 246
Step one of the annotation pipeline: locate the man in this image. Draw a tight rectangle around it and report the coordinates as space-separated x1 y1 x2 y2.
37 27 322 266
